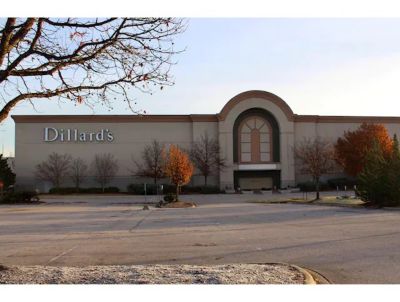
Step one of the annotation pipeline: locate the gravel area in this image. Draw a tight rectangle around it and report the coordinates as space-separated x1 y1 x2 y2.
0 264 304 284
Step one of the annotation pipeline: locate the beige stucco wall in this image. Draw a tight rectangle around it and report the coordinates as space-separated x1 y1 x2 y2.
295 122 400 144
13 90 400 192
15 120 219 191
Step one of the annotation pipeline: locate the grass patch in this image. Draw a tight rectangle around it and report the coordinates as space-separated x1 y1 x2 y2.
248 195 365 207
317 196 364 205
162 201 197 208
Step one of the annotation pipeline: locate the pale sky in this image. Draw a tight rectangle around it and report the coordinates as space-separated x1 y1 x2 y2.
2 18 400 156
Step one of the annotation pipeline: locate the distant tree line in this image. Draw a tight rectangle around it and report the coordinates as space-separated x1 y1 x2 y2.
295 122 400 207
131 132 225 186
34 131 224 199
35 153 118 192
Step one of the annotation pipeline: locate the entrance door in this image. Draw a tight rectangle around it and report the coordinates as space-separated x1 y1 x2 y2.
239 176 273 190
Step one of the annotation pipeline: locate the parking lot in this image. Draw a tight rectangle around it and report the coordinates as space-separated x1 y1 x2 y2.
1 193 400 284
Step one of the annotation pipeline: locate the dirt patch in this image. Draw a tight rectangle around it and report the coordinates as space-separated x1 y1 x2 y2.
192 243 218 247
0 264 304 284
162 201 197 208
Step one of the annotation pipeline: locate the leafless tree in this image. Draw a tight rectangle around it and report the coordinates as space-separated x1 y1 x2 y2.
190 132 225 186
0 18 185 122
132 140 166 184
92 153 118 192
294 137 335 200
35 152 72 188
70 157 88 189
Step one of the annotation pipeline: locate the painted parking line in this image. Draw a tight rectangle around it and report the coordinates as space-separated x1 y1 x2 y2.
46 246 78 264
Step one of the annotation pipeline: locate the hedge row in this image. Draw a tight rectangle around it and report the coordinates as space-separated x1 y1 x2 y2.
48 187 120 194
326 178 357 188
126 184 222 195
47 185 221 195
297 178 358 192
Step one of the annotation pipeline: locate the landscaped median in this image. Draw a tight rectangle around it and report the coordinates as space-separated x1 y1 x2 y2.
0 263 319 284
248 195 365 208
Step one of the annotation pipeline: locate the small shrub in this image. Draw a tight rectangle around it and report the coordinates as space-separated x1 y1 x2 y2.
49 187 78 194
200 185 221 194
327 178 357 189
181 185 221 194
127 184 144 195
49 187 120 194
297 181 329 192
180 185 200 194
81 188 95 193
163 193 176 203
127 184 164 195
102 187 120 193
0 191 39 204
162 184 176 194
126 184 181 195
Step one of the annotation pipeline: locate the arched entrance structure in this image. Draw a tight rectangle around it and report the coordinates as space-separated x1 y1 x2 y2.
218 90 296 191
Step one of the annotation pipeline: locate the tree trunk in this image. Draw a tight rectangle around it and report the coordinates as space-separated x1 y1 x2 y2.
154 178 158 195
176 184 179 202
204 175 208 187
316 179 320 200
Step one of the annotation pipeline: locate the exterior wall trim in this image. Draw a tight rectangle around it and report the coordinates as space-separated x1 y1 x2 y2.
219 90 295 121
11 91 400 125
294 114 400 123
11 114 218 123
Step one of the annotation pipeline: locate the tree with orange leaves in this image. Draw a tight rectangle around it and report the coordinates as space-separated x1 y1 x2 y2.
334 123 393 177
164 145 194 201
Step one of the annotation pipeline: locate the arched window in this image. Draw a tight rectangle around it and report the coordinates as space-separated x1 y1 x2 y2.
238 116 272 163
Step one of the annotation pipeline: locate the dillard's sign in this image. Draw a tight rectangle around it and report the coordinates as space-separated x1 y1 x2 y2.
44 127 114 142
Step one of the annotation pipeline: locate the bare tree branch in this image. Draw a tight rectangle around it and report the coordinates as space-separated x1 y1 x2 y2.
0 17 186 122
35 152 72 188
92 153 118 192
294 137 335 200
70 157 88 189
131 140 166 184
190 132 225 186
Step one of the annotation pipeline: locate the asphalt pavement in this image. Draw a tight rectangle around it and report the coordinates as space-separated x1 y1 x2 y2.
0 194 399 284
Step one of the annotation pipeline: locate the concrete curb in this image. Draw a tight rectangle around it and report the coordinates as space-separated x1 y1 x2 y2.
291 265 317 285
302 267 331 284
383 207 400 211
252 262 323 284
